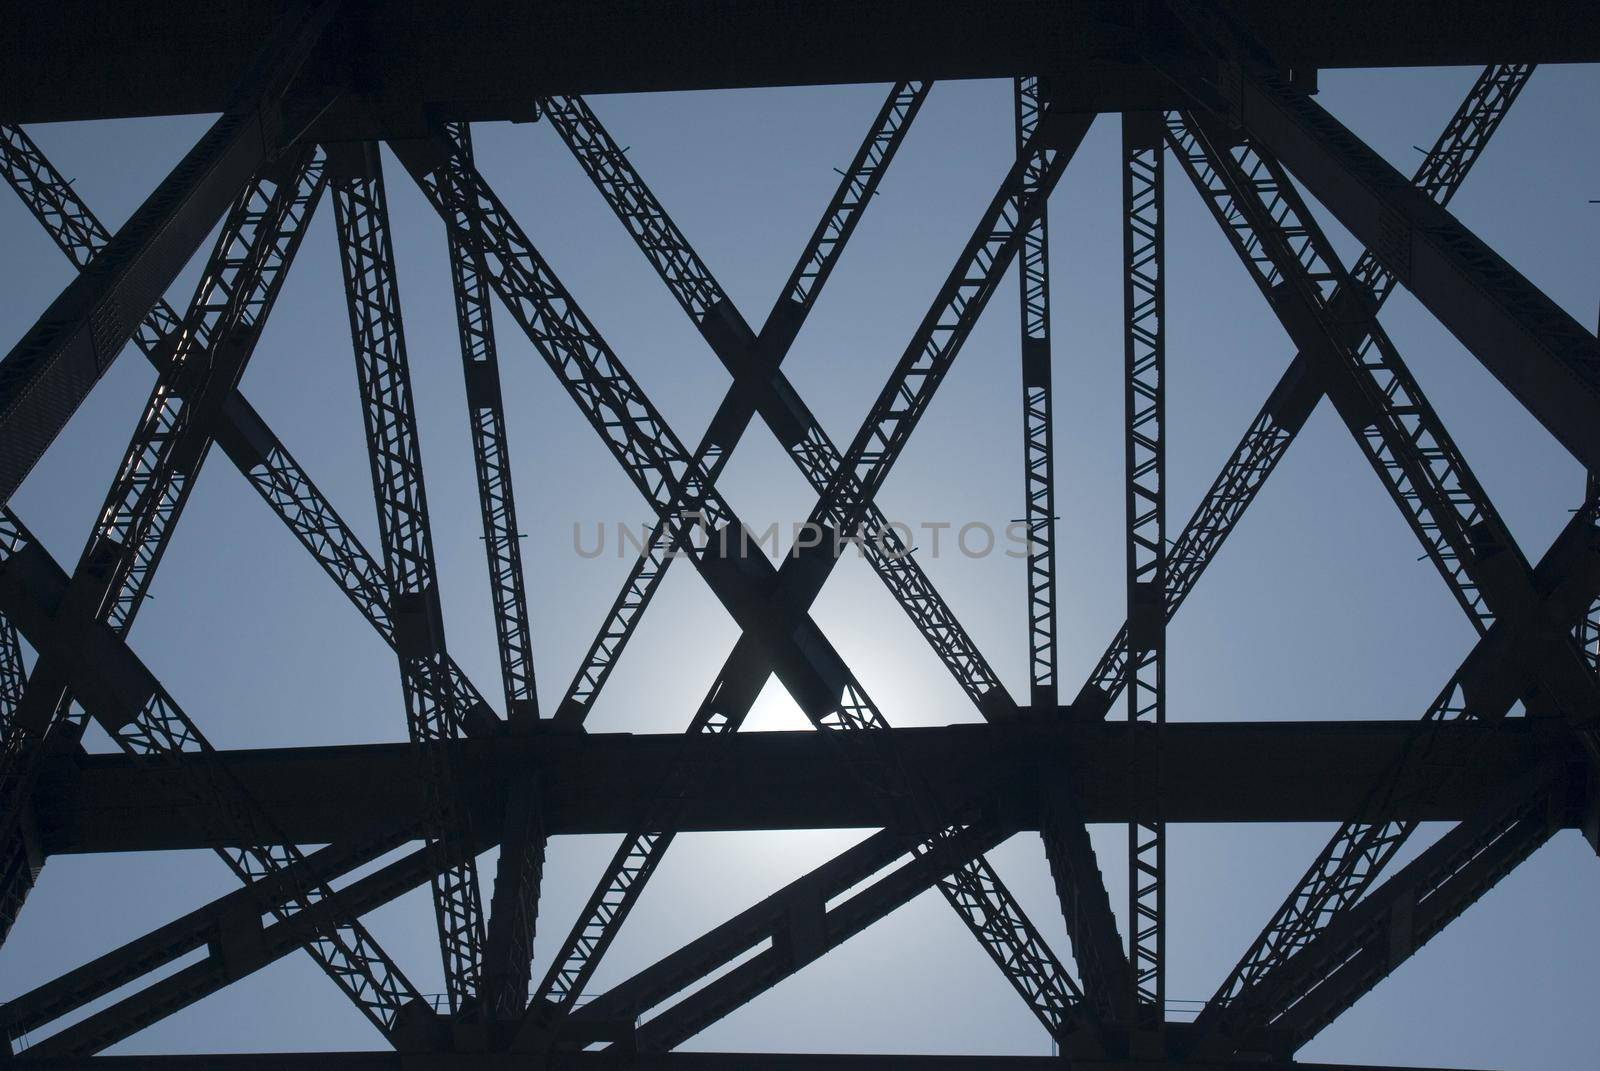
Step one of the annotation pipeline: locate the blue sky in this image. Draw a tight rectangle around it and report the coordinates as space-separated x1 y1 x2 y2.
1 65 1597 1066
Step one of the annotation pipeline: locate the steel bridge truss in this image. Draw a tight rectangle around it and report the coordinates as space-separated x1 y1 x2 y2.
0 3 1596 1068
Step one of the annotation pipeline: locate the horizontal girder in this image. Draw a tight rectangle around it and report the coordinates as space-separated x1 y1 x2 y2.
27 720 1590 853
5 2 1599 127
0 1051 1513 1070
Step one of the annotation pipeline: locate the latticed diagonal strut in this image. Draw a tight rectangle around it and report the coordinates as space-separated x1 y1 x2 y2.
1072 64 1535 713
398 110 1096 1044
330 145 486 1016
1165 113 1600 1053
531 84 933 1011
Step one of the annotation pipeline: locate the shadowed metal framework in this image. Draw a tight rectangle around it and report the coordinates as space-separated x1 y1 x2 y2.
0 1 1597 1068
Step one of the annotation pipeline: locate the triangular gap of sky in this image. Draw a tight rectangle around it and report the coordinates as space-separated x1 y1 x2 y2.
0 64 1595 1065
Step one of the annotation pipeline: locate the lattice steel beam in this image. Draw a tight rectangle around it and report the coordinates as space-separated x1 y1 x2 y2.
1015 76 1132 1023
1240 76 1600 471
1015 75 1058 709
0 1 337 504
524 96 1099 1032
1166 114 1535 634
329 142 485 1016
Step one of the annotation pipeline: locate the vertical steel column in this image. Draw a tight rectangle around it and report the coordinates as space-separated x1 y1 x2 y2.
1122 110 1166 1038
1015 76 1057 707
329 143 486 1015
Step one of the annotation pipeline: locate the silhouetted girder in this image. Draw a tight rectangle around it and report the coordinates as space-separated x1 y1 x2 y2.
1068 64 1533 714
0 1 338 506
329 143 486 1016
0 513 426 1053
444 125 537 723
32 720 1582 852
0 123 501 738
0 824 419 1048
14 719 1576 1047
397 120 1097 1043
1169 23 1600 472
1121 110 1166 1037
1206 763 1575 1062
0 1052 1505 1071
396 131 885 735
12 725 1580 1047
7 0 1599 125
81 146 326 644
1169 101 1600 976
1189 499 1600 1057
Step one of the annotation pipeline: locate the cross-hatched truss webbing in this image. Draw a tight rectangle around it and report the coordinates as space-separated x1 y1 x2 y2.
0 31 1591 1070
331 152 486 1014
401 115 1095 1045
1073 64 1536 710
